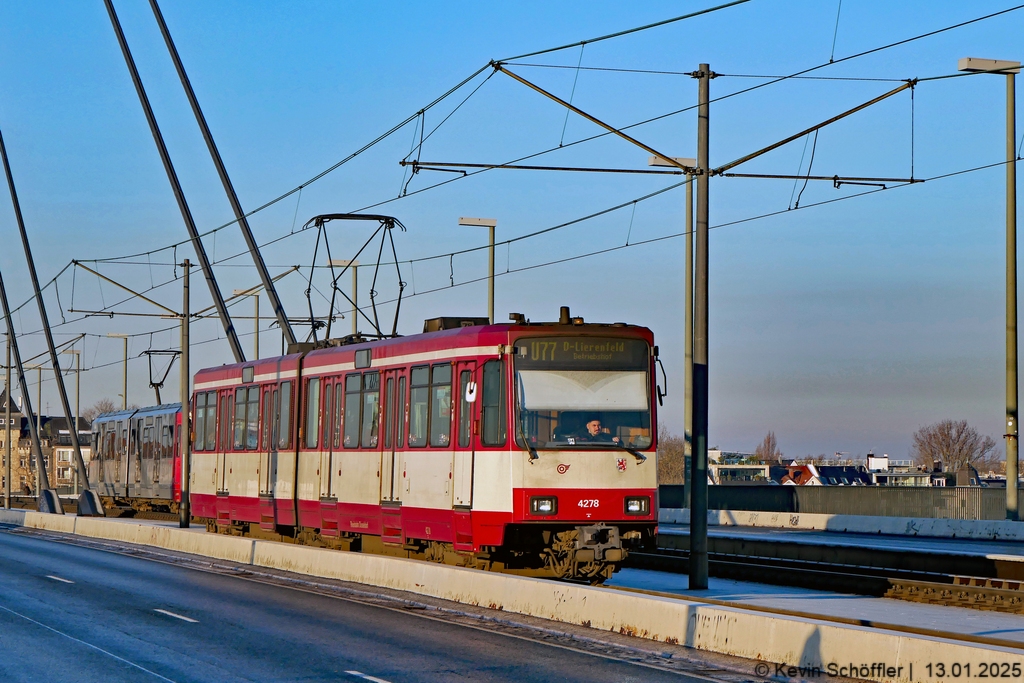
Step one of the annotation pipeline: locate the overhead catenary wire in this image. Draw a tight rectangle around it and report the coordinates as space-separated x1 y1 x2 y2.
67 5 1021 282
11 4 1021 367
17 156 1018 387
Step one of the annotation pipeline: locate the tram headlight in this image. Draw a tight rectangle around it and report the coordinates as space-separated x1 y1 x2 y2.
624 496 650 515
530 496 558 515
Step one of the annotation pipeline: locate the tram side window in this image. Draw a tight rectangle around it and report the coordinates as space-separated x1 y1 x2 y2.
142 423 152 459
384 377 394 449
194 394 207 451
262 392 272 450
332 383 343 449
397 376 406 448
304 378 321 449
481 359 507 446
276 381 293 449
408 366 429 447
343 374 360 448
204 393 217 452
220 394 231 452
322 383 333 449
233 389 245 449
361 372 380 448
429 364 452 447
247 388 260 449
458 370 472 448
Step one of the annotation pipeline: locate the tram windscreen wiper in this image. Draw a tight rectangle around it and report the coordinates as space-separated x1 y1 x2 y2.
596 441 647 463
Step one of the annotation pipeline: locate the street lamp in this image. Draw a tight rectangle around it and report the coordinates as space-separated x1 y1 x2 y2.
458 217 497 324
232 289 260 360
107 333 129 409
959 57 1021 520
328 260 360 335
61 348 80 495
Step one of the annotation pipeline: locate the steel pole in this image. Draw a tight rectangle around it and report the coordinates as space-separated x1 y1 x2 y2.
1007 71 1019 520
352 266 358 335
122 338 128 410
0 272 54 510
254 294 259 360
73 350 80 496
4 335 10 509
149 0 296 350
684 176 694 508
180 260 191 528
488 225 495 324
689 63 711 590
34 368 40 496
104 0 246 363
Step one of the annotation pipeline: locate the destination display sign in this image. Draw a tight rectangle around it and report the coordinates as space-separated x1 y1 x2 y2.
515 337 649 370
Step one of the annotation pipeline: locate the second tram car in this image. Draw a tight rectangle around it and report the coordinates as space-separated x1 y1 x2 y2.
189 311 659 582
89 403 183 512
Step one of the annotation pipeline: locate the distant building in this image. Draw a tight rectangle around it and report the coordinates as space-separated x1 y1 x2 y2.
0 385 90 493
710 463 772 484
708 449 756 464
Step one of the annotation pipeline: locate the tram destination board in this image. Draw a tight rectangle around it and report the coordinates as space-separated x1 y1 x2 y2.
516 337 648 370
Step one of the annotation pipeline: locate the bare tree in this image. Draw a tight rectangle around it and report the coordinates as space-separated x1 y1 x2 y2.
753 431 783 463
82 397 117 422
657 427 687 484
911 420 999 472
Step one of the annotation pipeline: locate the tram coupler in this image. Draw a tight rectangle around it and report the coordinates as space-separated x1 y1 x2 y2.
575 524 623 562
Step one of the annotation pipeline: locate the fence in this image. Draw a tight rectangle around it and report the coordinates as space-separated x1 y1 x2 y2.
659 485 1022 520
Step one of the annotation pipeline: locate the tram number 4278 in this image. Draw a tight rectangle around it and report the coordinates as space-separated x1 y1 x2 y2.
578 499 600 508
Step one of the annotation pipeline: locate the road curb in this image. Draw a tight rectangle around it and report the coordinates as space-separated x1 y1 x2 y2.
3 508 1022 681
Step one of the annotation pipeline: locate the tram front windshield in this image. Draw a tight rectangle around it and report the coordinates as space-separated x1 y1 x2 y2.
515 337 652 449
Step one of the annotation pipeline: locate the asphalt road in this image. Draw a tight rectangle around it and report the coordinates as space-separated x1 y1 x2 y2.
0 528 716 683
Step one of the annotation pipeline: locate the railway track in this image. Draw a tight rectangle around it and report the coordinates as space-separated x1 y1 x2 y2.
629 548 1024 615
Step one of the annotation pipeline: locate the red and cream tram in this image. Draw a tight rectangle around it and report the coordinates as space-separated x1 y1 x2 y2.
189 310 658 581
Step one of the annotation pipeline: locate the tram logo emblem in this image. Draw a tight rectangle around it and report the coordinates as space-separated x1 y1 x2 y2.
556 463 571 475
616 458 628 472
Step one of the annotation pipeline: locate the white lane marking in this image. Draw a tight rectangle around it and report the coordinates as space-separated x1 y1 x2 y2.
153 609 198 623
346 672 393 683
0 603 177 682
46 575 74 584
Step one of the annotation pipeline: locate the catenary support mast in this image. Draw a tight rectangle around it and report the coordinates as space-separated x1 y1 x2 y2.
0 127 97 514
149 0 297 350
689 63 712 590
104 0 246 363
180 260 191 528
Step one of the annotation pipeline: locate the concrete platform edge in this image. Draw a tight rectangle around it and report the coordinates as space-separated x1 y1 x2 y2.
3 509 1022 681
660 508 1024 541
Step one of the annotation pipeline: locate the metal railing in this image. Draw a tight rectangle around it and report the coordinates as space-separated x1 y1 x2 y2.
660 485 1023 520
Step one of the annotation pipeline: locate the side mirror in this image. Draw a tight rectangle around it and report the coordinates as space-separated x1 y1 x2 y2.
465 381 478 403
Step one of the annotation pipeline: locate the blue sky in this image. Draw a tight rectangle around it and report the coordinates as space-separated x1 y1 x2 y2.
0 1 1021 459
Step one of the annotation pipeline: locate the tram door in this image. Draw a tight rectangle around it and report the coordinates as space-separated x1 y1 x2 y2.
380 368 404 502
453 361 478 508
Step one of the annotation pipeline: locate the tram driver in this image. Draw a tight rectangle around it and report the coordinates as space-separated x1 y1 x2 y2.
575 416 620 444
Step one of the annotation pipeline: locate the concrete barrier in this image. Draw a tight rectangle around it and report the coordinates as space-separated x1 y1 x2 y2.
3 511 1022 681
71 516 256 564
660 508 1024 541
0 508 26 525
251 539 1024 681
